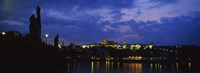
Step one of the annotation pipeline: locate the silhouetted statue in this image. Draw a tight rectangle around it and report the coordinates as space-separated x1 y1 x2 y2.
29 6 41 41
54 34 59 48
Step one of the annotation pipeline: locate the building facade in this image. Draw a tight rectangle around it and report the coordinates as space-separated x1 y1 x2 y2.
82 38 153 50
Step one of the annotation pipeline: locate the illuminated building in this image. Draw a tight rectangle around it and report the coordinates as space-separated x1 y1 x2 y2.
82 43 101 49
82 38 154 50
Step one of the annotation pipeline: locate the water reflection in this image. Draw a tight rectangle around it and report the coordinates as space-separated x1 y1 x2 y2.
66 61 192 73
176 62 179 71
129 63 142 73
96 61 99 72
188 62 191 70
91 61 94 73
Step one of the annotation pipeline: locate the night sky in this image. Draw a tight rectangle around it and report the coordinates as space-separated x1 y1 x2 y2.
1 0 200 45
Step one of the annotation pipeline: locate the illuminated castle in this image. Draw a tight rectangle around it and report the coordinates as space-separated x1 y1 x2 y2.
82 38 153 50
101 38 117 45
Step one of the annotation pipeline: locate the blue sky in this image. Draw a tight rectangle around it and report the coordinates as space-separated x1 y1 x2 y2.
1 0 200 45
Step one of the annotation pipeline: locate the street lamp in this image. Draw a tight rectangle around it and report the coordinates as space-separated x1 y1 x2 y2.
1 32 5 35
45 34 49 44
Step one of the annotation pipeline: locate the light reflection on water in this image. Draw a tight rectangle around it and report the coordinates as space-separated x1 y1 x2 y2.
66 61 192 73
91 62 94 73
188 62 191 70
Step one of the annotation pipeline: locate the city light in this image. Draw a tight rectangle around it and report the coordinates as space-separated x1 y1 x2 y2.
111 57 114 60
138 56 142 59
106 57 111 61
45 34 49 44
2 32 5 35
45 34 49 38
188 58 191 61
58 44 62 49
66 57 70 59
149 45 153 49
91 57 94 59
127 56 143 60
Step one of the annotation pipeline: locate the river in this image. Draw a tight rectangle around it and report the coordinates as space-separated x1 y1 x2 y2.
65 61 195 73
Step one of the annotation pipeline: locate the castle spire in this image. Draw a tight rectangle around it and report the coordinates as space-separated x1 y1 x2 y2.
102 37 107 45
